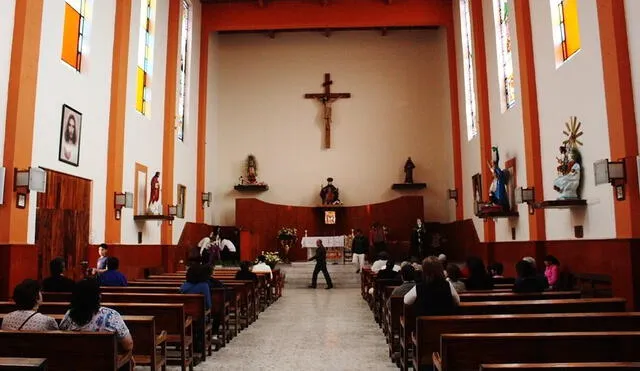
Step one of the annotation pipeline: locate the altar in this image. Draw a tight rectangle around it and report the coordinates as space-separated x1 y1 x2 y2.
301 236 346 264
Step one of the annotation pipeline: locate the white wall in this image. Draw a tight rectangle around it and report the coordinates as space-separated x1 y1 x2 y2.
172 0 201 243
530 0 614 240
0 1 15 170
626 0 640 149
30 0 116 244
210 30 454 226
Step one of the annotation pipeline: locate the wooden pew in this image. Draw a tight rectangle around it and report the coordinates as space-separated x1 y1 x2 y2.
458 291 581 302
0 302 192 371
0 331 130 371
412 312 640 370
479 362 640 370
386 294 405 365
0 314 166 371
0 358 47 370
433 331 640 371
374 278 401 325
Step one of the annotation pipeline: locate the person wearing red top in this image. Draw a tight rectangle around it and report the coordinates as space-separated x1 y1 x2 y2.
544 255 560 289
369 222 386 255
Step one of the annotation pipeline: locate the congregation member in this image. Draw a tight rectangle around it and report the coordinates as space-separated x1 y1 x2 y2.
446 264 466 293
371 251 401 273
488 262 505 278
93 243 109 275
464 257 494 290
389 264 416 299
369 222 387 254
59 279 133 352
98 257 128 287
206 265 227 290
513 260 549 293
544 255 561 289
404 257 460 316
351 229 368 273
376 259 400 280
42 257 75 292
235 261 258 282
437 254 448 270
252 255 273 279
179 264 212 309
1 279 58 331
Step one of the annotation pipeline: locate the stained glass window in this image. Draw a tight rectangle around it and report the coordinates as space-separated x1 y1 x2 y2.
136 0 155 115
460 0 478 140
61 0 86 71
494 0 515 110
177 0 191 142
551 0 581 64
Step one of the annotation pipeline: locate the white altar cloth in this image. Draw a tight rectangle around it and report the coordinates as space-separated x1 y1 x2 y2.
301 236 345 261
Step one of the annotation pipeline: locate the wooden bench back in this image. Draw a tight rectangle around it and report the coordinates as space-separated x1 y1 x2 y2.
459 291 581 302
438 332 640 371
416 312 640 368
479 362 640 370
0 331 121 371
0 357 48 370
457 298 626 314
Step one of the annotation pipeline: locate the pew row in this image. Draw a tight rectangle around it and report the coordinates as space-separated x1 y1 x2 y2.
479 362 640 370
0 358 47 371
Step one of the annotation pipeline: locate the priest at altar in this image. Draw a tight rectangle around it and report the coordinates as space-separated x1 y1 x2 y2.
301 235 345 264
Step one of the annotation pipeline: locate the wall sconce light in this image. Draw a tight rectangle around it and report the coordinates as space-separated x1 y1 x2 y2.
167 204 178 225
114 192 133 220
594 159 626 201
201 192 212 208
448 189 458 205
14 167 47 193
515 186 536 214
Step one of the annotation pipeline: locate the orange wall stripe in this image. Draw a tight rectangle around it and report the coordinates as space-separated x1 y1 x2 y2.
104 0 132 243
596 0 640 238
195 28 209 223
0 0 44 244
161 0 180 244
446 23 464 221
202 0 453 32
514 0 546 241
470 0 495 241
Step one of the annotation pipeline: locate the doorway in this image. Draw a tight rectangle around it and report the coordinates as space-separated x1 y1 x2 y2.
35 169 91 280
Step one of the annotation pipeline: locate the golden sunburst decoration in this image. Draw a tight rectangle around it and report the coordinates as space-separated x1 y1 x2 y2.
562 116 583 150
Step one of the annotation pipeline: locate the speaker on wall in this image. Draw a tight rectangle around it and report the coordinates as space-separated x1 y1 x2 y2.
0 167 5 205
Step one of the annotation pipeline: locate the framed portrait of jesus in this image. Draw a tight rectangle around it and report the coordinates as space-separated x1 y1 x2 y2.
58 104 82 166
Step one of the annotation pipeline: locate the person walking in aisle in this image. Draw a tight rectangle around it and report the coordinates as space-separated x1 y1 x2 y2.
308 239 333 289
351 229 368 273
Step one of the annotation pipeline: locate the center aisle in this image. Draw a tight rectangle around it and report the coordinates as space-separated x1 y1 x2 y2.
181 288 397 371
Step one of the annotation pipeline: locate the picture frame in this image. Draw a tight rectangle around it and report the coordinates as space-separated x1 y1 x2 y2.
16 193 27 209
58 104 82 167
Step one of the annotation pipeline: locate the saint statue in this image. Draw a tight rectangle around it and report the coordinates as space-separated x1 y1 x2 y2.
554 148 582 200
487 147 510 211
148 171 161 215
320 177 341 205
404 157 416 184
410 218 427 258
246 155 258 184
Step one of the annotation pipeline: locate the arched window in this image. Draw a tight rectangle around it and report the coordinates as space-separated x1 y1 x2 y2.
494 0 515 110
460 0 478 140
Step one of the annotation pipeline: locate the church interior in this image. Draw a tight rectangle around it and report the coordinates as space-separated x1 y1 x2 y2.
2 0 640 369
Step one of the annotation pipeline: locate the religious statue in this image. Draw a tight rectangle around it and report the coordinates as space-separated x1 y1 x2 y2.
147 171 161 215
553 116 583 200
404 157 416 184
246 155 258 184
410 218 427 258
487 147 510 211
320 177 341 205
304 73 351 149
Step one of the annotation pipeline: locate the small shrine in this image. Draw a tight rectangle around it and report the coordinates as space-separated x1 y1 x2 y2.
392 157 427 190
234 154 269 192
476 147 519 219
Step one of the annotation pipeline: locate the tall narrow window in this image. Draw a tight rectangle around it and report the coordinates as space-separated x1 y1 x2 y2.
551 0 581 64
177 0 192 142
61 0 86 71
460 0 478 140
494 0 515 110
137 0 155 115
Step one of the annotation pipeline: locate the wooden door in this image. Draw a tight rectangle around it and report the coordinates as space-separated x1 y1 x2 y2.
35 170 91 280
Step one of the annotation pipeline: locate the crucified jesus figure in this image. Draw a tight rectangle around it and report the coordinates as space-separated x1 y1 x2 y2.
304 73 351 149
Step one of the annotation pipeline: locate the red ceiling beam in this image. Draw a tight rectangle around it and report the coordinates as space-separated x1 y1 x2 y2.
202 0 453 32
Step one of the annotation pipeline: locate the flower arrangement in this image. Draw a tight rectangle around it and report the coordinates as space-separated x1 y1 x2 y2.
256 251 281 268
277 227 297 241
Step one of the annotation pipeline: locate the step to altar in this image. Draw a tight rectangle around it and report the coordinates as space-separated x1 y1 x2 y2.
279 261 362 288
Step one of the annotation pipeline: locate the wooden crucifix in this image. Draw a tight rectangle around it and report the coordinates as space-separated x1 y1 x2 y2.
304 73 351 149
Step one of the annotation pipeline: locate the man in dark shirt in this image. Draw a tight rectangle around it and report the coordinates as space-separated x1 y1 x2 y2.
42 257 75 292
235 261 258 282
351 229 368 273
98 257 128 287
308 239 333 289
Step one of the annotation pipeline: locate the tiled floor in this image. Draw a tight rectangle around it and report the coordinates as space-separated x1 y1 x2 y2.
172 288 397 371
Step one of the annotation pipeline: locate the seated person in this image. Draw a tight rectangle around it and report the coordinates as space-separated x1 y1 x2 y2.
513 260 549 293
389 264 416 298
544 255 560 289
42 257 75 292
179 264 212 309
464 257 494 290
404 257 460 317
488 262 504 278
59 279 133 353
235 261 258 282
252 255 273 279
98 257 128 287
446 264 466 293
371 252 401 273
438 254 448 271
376 259 400 280
1 279 58 331
207 265 227 289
